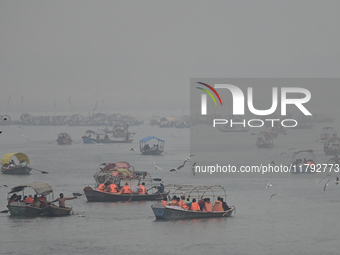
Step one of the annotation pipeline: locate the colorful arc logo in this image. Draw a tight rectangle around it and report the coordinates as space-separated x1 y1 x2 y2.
196 82 223 106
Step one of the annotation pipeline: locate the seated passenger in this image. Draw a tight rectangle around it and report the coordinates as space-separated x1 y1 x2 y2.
178 196 188 209
190 198 200 211
8 194 17 204
220 197 229 211
136 182 146 194
161 197 168 206
108 182 118 193
33 195 41 208
198 196 205 211
97 182 108 192
203 198 213 212
24 194 34 204
169 196 179 206
185 197 192 208
213 197 224 212
120 183 132 194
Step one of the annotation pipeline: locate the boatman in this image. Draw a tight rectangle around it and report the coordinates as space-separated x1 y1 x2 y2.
120 183 132 194
52 193 76 208
155 181 165 194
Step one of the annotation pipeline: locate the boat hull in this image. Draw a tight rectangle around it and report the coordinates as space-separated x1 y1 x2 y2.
42 205 72 217
141 149 163 155
82 136 133 144
7 202 42 217
151 203 235 220
83 186 168 202
1 166 32 175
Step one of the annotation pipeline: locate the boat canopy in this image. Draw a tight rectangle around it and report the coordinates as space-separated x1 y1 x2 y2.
85 129 107 135
1 152 30 165
140 136 165 143
8 182 53 196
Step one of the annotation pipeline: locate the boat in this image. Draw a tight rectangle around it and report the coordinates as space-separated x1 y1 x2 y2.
7 182 53 216
1 152 32 175
42 204 72 217
100 124 132 138
256 132 274 148
291 150 316 173
319 127 337 143
311 113 335 123
151 184 235 220
323 137 340 155
57 133 73 145
140 136 165 155
158 117 175 128
82 130 133 144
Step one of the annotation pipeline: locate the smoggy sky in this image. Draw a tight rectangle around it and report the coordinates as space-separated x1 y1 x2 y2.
1 1 340 114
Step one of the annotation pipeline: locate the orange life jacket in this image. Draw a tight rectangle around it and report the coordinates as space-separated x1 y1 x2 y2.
98 184 106 192
213 200 224 212
191 202 200 211
120 185 132 194
109 184 118 193
24 197 34 204
203 201 213 212
170 199 178 206
161 200 168 206
138 185 146 194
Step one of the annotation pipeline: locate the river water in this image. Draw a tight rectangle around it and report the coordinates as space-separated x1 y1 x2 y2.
0 119 339 255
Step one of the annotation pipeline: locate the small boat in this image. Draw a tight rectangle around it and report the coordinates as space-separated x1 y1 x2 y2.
291 150 316 173
57 133 73 145
256 132 274 148
100 124 132 138
1 152 32 175
82 130 133 144
151 184 235 220
7 182 53 216
42 204 72 217
140 136 165 155
311 114 335 123
319 127 337 143
323 137 340 155
158 117 175 128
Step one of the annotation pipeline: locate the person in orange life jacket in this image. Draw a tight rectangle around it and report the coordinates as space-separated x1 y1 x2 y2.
170 196 179 206
161 197 168 206
203 198 213 212
135 182 146 194
108 182 118 193
213 197 224 212
24 194 34 204
179 196 188 209
98 181 110 192
120 183 132 194
190 198 200 211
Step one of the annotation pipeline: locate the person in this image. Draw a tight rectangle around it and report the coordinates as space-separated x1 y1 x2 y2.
198 196 205 211
33 195 41 208
108 182 118 193
170 196 178 206
120 183 132 194
203 198 213 212
155 181 165 194
104 134 109 140
136 182 146 194
214 197 224 212
161 197 168 206
8 194 17 204
16 195 22 202
191 198 200 211
96 135 100 140
24 194 34 204
220 197 229 211
98 182 108 192
184 197 192 208
19 160 27 167
178 196 188 209
52 193 76 208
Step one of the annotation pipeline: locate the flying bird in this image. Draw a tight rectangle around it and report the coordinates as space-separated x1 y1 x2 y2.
335 177 339 185
0 185 7 187
266 182 272 190
18 133 29 141
270 193 276 200
130 147 136 152
170 161 187 173
185 155 194 162
191 162 197 176
324 178 332 192
318 174 331 184
153 161 164 171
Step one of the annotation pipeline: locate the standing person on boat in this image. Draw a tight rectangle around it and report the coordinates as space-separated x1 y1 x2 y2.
120 183 132 194
52 193 76 208
155 181 165 194
203 198 213 212
136 182 146 194
191 198 200 211
213 197 224 212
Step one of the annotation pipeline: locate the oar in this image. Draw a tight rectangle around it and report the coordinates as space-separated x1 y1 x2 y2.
0 210 9 213
152 178 162 182
72 193 84 197
71 140 77 144
31 168 49 174
47 140 57 144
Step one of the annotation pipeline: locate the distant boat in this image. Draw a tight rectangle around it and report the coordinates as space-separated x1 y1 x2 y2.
1 152 32 175
57 133 73 145
82 130 133 144
291 150 316 173
140 136 165 155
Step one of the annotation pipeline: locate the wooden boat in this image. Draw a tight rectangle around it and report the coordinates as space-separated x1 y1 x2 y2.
82 136 133 144
256 132 274 148
83 186 169 202
319 127 337 142
42 204 72 217
291 150 316 173
1 152 32 175
57 133 73 145
140 136 165 155
7 182 53 216
151 203 235 220
323 137 340 155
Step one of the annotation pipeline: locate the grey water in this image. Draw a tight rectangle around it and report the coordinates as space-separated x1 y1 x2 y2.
1 118 340 255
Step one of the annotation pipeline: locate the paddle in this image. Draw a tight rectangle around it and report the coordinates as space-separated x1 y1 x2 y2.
47 140 56 144
31 168 49 174
0 210 9 213
72 193 84 197
152 178 162 182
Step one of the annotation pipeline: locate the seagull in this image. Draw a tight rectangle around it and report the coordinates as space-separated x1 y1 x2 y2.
185 155 194 162
318 174 332 183
270 161 275 165
0 131 2 135
270 193 276 200
170 161 187 173
18 133 29 141
324 178 332 192
153 161 164 171
335 177 339 185
266 182 272 189
0 185 8 187
191 162 197 176
130 147 136 152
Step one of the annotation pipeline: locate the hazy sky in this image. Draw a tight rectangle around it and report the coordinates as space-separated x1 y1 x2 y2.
1 1 340 114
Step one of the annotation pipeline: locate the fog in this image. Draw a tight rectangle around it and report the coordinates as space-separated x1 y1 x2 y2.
1 1 340 114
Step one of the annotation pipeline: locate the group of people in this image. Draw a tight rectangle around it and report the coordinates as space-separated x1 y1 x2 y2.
142 144 159 151
161 195 229 212
97 181 146 194
8 193 76 208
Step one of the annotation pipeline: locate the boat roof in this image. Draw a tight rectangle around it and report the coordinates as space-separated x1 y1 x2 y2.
8 182 53 196
1 152 30 165
140 136 164 142
85 129 107 135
